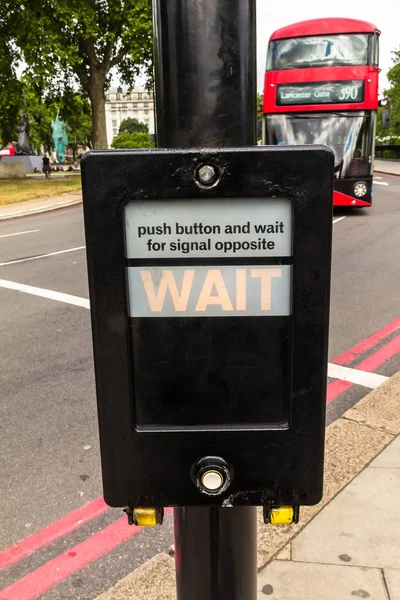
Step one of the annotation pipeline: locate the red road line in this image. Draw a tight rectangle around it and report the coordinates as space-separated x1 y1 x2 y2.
0 517 143 600
332 316 400 366
327 379 353 404
327 332 400 404
0 497 108 570
355 334 400 373
0 508 172 600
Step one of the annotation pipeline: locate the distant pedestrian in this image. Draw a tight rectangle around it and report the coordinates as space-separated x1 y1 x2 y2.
42 154 51 178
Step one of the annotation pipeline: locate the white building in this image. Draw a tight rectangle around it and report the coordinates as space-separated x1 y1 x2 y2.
105 86 155 147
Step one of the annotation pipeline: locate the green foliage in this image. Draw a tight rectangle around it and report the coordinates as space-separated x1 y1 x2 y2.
382 149 399 159
111 131 153 149
256 93 263 141
387 49 400 136
377 48 400 144
61 90 93 154
375 106 388 143
24 85 55 153
0 74 92 154
257 93 264 121
119 117 149 134
0 1 23 144
10 0 153 87
0 76 59 151
0 78 24 146
2 0 153 148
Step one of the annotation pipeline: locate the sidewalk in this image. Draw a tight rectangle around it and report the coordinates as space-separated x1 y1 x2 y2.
375 159 400 176
258 435 400 599
0 192 82 221
95 372 400 600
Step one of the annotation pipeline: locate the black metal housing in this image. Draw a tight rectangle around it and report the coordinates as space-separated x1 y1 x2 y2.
81 145 333 509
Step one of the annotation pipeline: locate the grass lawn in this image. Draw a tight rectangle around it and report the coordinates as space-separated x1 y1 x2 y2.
0 175 82 205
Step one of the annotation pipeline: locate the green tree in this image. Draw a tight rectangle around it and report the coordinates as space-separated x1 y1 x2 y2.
61 90 93 158
0 75 93 156
377 48 400 144
0 75 56 152
119 117 149 134
0 77 23 147
111 131 153 149
375 106 398 144
24 85 55 153
257 93 264 121
0 1 23 145
4 0 153 149
386 49 400 138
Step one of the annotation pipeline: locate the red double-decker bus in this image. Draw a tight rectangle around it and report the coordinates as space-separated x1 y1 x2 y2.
263 18 380 206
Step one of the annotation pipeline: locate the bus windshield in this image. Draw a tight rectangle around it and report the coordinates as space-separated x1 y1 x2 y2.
267 34 370 70
264 111 374 177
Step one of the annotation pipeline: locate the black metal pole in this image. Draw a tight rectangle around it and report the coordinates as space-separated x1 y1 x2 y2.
173 506 258 600
152 1 258 598
152 0 256 148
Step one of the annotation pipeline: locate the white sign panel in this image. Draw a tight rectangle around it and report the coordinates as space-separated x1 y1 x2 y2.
125 198 292 259
128 265 291 317
125 198 293 317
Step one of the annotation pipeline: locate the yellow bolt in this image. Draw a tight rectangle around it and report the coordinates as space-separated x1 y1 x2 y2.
132 508 158 527
269 506 295 525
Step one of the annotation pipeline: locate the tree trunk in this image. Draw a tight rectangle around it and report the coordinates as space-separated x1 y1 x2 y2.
89 76 108 149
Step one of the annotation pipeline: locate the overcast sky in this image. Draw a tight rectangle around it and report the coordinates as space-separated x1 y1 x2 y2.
256 0 400 94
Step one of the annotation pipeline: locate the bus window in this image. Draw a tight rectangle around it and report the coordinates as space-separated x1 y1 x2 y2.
264 111 373 177
374 34 379 67
267 34 370 70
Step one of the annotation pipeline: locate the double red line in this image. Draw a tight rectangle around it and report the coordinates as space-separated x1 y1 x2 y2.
327 316 400 403
1 316 400 599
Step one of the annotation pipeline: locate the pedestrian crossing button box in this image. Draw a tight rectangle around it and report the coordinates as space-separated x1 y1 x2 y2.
81 146 333 509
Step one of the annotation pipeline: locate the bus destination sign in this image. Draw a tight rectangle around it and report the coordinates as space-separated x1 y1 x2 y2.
277 81 364 106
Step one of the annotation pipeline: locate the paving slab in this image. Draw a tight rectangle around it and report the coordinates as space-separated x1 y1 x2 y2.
258 560 389 599
292 466 400 569
275 544 291 561
344 372 400 436
384 569 400 600
95 553 176 600
370 437 400 468
257 417 393 567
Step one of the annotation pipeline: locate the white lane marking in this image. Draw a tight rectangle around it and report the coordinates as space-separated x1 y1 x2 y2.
373 180 389 186
328 363 388 389
0 229 40 239
0 246 85 267
0 279 90 309
374 176 382 179
333 216 346 224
